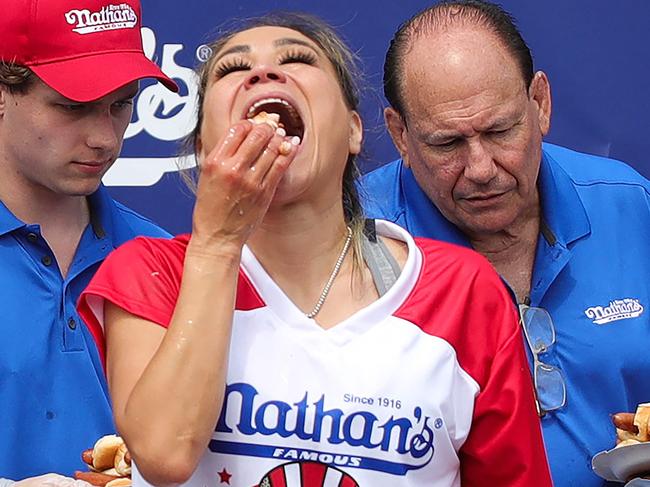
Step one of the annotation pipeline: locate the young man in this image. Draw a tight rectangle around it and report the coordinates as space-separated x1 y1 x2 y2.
362 1 650 486
0 0 177 481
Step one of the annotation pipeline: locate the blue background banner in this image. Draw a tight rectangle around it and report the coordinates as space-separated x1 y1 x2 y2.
108 0 650 235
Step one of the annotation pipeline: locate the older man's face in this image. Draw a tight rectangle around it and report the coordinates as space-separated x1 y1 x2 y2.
385 26 551 240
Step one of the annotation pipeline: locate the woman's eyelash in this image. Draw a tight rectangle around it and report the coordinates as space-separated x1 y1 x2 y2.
279 50 317 65
214 59 251 78
213 50 317 79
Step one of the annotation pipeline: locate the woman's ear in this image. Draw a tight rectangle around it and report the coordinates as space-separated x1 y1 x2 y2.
348 111 363 155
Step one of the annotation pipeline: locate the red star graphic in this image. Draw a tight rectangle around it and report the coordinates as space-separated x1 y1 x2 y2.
218 468 232 484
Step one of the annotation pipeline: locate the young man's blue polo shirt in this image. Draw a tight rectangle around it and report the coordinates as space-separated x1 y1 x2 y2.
0 185 170 479
361 143 650 487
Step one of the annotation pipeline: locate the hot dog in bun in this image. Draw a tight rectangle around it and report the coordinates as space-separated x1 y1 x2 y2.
75 435 132 486
614 403 650 448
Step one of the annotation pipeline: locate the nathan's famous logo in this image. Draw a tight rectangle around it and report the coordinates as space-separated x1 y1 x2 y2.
65 4 137 34
209 383 437 476
105 27 200 187
584 298 644 324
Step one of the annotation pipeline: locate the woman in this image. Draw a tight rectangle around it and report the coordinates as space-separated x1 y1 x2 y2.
78 12 551 487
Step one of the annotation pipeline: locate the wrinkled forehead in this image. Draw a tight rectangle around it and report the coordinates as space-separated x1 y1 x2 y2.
401 27 527 113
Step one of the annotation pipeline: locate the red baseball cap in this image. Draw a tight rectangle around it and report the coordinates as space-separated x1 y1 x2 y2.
0 0 178 101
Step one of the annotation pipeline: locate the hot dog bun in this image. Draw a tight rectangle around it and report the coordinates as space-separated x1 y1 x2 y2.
92 435 125 471
114 443 132 476
249 111 280 130
634 403 650 442
615 438 642 449
106 479 132 487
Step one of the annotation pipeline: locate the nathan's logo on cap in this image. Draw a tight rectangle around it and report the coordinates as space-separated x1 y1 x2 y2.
65 4 137 34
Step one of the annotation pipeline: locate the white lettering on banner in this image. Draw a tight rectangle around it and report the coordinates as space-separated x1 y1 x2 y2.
65 4 137 34
104 27 199 187
584 298 644 324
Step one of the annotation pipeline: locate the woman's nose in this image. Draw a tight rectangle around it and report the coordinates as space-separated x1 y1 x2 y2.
244 65 287 88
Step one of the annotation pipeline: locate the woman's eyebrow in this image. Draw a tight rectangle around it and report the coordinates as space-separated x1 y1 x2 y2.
215 37 318 64
214 45 250 63
273 37 318 51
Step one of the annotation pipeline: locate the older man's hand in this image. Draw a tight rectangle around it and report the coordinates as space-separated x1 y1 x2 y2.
14 474 93 487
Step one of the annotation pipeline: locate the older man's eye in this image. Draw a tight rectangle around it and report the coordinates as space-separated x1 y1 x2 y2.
433 139 459 150
489 126 514 138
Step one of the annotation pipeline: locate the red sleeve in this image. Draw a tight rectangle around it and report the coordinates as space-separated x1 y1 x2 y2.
78 235 265 367
458 284 551 487
77 235 189 365
398 239 552 487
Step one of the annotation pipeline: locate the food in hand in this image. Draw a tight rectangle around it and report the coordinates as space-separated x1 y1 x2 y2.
247 110 301 155
75 435 132 486
614 403 650 448
249 111 281 130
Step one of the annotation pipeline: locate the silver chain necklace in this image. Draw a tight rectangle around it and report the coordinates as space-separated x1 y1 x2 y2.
306 226 353 319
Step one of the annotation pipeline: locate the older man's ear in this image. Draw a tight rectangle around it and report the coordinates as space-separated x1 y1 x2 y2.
529 71 552 137
384 106 411 168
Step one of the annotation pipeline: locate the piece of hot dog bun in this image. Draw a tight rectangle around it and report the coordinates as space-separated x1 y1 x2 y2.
92 435 125 471
105 479 132 487
634 403 650 441
114 443 132 476
249 111 281 130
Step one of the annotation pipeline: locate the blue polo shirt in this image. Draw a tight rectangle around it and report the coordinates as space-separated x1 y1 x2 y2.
361 143 650 487
0 186 170 479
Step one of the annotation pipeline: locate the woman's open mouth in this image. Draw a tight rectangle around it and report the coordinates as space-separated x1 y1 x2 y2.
245 97 305 140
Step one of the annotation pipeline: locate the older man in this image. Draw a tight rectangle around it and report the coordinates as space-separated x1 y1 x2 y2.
362 1 650 486
0 0 177 482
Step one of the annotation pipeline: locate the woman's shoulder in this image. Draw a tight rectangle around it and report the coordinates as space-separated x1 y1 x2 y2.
416 236 494 273
107 234 191 267
374 219 495 280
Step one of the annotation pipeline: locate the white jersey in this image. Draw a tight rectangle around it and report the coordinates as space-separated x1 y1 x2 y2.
80 220 550 487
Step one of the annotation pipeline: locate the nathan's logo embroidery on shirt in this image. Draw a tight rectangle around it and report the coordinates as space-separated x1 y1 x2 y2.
584 298 644 324
210 383 438 476
65 4 137 34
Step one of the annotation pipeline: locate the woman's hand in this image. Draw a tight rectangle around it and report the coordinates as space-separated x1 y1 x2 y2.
191 120 298 254
104 122 299 485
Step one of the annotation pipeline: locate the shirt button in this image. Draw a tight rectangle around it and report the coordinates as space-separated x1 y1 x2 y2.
41 255 52 266
68 318 77 330
27 232 38 242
